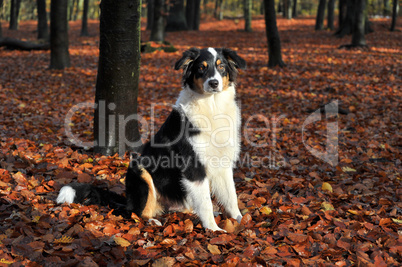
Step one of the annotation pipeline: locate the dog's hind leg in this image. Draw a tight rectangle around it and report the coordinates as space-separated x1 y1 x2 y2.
182 178 222 231
125 164 161 219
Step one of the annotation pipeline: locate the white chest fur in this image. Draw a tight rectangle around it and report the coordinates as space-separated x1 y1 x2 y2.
175 86 241 176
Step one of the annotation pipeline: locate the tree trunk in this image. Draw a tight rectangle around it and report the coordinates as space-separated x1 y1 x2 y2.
315 0 327 30
327 0 335 30
9 0 21 30
287 0 292 19
50 0 70 69
193 0 201 30
80 0 89 36
283 0 292 19
384 0 391 16
336 0 353 37
68 0 76 21
166 0 187 31
37 0 49 40
186 0 201 31
338 0 347 31
244 0 252 32
292 0 297 18
264 0 285 68
351 0 367 46
147 0 154 30
150 0 166 41
0 37 50 50
94 0 142 156
390 0 399 31
277 0 282 14
0 0 3 38
73 0 79 21
214 0 223 20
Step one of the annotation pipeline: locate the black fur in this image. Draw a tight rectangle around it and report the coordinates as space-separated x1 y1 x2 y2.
66 182 127 213
125 164 150 217
128 108 204 206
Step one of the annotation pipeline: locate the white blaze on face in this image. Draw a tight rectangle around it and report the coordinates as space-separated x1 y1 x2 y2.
204 47 223 93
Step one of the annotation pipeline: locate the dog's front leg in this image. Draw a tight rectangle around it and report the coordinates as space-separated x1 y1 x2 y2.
211 168 243 223
182 179 223 231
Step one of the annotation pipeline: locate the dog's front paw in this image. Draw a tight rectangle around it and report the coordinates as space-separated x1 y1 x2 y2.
208 226 226 232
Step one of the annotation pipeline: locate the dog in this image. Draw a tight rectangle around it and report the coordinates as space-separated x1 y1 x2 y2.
57 47 246 231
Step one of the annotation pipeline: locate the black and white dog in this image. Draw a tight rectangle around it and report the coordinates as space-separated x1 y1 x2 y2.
57 47 246 231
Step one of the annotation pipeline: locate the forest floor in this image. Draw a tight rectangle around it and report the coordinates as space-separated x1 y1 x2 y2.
0 16 401 266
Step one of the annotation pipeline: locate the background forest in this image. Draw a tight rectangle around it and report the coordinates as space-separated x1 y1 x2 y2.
0 0 401 266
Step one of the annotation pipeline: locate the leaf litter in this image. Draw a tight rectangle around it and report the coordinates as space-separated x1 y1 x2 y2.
0 17 401 266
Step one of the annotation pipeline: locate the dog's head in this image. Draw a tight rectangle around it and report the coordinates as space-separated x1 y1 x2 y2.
175 47 246 94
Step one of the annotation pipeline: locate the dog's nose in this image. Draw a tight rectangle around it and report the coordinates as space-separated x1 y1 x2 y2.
208 79 219 89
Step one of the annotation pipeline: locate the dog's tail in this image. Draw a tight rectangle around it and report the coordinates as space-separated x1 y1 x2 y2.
56 182 128 216
56 160 161 219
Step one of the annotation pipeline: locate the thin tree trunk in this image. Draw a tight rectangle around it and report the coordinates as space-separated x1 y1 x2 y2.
186 0 195 30
214 0 223 20
214 0 219 18
327 0 335 30
338 0 347 31
244 0 252 32
384 0 391 15
50 0 70 69
37 0 49 40
80 0 89 36
73 0 79 21
166 0 187 31
9 0 21 30
282 0 292 19
147 0 154 30
292 0 297 18
182 0 202 31
264 0 285 68
0 0 3 38
351 0 367 46
94 0 142 156
286 0 292 19
336 0 354 37
0 0 2 38
193 0 201 30
150 0 165 41
68 0 76 21
390 0 399 31
315 0 327 30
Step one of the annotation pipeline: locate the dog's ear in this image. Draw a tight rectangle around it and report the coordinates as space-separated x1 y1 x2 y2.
174 47 201 70
221 48 246 70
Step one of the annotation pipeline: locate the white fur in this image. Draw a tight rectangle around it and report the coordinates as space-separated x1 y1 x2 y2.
182 179 222 231
176 84 242 228
207 47 218 60
56 185 76 204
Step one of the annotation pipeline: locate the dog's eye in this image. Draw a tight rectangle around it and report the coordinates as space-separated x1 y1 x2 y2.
198 65 205 71
217 64 225 71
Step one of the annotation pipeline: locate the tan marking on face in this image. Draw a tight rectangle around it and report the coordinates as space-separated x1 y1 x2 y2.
222 75 230 91
140 168 162 219
202 61 208 67
193 76 205 94
216 59 222 66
